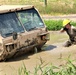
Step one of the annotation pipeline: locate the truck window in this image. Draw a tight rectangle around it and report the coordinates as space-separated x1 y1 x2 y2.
0 12 24 37
17 8 44 31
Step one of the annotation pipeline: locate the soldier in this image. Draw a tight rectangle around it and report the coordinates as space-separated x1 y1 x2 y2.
60 19 76 47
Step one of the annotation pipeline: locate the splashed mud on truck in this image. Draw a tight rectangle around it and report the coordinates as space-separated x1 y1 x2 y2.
0 5 49 61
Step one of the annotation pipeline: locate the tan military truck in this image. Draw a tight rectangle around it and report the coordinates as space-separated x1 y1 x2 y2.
0 5 49 61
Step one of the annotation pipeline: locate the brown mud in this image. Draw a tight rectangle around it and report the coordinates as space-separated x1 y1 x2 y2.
0 31 76 75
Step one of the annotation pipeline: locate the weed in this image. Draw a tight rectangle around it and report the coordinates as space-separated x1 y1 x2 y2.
16 57 76 75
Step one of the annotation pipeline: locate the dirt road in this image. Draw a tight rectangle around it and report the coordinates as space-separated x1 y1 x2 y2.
42 14 76 21
0 31 76 75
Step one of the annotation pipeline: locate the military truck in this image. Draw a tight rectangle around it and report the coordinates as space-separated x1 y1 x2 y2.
0 5 49 61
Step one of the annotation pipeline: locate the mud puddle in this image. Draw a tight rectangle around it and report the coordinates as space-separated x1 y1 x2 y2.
0 31 76 75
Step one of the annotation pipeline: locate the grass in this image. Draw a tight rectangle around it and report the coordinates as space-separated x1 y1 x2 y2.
16 57 76 75
44 20 63 30
0 0 76 15
44 20 76 31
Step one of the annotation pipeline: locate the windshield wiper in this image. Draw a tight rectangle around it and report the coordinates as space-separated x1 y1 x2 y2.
1 32 13 38
5 32 13 36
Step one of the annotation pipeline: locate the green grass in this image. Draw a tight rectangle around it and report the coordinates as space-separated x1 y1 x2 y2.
44 20 63 30
44 20 76 31
16 57 76 75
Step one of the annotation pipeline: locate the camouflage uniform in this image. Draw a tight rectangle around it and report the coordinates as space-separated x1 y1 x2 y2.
63 26 76 47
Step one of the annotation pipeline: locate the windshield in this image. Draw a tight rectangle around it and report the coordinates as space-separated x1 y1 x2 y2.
17 8 44 31
0 12 24 37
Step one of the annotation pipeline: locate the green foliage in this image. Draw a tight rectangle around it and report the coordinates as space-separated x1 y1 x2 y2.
18 62 30 75
44 20 76 31
44 20 63 30
16 57 76 75
71 21 76 27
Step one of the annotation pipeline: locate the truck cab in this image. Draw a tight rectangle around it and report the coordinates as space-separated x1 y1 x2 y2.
0 5 49 61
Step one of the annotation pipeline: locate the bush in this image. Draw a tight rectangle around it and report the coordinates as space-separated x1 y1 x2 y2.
44 20 63 30
44 20 76 31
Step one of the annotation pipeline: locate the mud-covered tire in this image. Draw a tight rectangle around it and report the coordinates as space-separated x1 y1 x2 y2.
0 49 8 61
37 42 46 51
37 47 42 51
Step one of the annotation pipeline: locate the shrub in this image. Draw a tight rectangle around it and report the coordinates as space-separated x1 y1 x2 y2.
44 20 63 31
44 20 76 31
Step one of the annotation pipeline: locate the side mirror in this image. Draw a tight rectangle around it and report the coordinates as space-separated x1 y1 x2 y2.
12 32 17 40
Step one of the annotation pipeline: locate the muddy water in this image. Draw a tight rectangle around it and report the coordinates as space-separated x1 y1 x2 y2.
0 31 76 75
